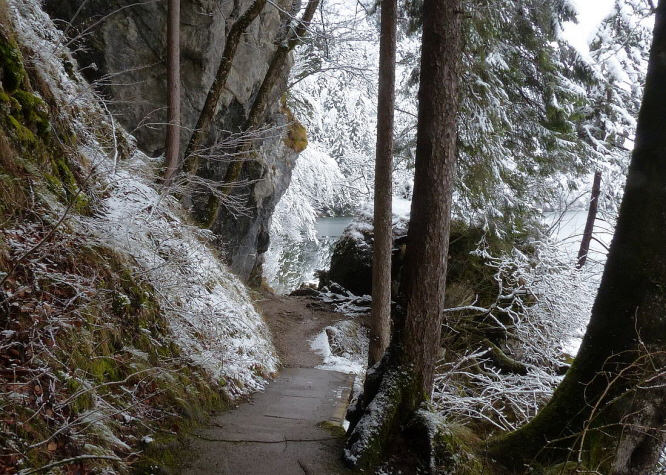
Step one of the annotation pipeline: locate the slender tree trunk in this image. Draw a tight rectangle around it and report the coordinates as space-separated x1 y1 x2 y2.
368 0 397 368
182 0 268 176
202 0 320 228
487 3 666 472
164 0 180 182
344 0 462 470
576 170 602 268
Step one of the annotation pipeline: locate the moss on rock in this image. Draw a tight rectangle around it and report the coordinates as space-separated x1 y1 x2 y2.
432 423 483 474
281 95 308 152
0 29 26 93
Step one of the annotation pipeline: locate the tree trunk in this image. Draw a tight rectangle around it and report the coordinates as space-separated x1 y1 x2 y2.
164 0 180 182
202 0 320 228
343 0 462 470
576 170 602 268
182 0 268 176
368 0 397 368
486 3 666 472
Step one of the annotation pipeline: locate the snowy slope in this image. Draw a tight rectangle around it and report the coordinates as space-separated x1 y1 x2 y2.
8 0 278 396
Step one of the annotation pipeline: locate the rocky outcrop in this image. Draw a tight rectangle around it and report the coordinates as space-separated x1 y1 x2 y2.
322 209 409 298
323 216 500 307
43 0 299 283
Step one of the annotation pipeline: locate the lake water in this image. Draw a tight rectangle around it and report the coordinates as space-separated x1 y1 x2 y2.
265 217 354 294
267 211 614 294
542 210 613 264
315 216 355 238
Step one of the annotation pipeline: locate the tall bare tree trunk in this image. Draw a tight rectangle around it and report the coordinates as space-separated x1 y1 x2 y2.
343 0 462 470
368 0 397 368
164 0 180 182
487 3 666 472
182 0 268 176
576 170 602 268
399 0 461 400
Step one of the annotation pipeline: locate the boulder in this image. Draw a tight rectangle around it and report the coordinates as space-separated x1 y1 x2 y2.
322 207 408 298
323 215 500 307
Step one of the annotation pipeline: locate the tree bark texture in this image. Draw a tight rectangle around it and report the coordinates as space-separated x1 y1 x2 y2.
344 0 462 470
576 170 602 268
400 0 461 401
164 0 180 182
182 0 268 176
487 3 666 473
368 0 397 368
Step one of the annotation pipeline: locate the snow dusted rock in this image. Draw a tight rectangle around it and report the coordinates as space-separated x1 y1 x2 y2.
7 0 279 394
323 200 410 297
211 113 300 284
323 203 500 308
42 0 293 156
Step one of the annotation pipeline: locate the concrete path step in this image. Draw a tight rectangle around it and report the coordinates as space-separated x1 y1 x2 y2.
183 368 355 475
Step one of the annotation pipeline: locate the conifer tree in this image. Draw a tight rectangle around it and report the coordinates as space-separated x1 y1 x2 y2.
487 3 666 471
368 0 397 367
344 0 462 469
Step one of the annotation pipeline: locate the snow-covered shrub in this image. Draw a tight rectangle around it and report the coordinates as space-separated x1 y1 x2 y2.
288 0 379 209
432 238 598 431
87 155 279 394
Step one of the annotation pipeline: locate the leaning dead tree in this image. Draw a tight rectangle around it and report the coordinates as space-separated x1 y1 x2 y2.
201 0 321 227
576 170 602 268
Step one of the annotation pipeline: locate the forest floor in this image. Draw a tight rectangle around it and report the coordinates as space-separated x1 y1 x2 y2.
181 291 357 474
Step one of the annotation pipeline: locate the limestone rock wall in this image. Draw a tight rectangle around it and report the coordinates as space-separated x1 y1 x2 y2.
43 0 300 283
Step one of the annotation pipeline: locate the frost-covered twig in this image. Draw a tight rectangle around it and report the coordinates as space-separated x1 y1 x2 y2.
18 455 124 475
433 238 596 431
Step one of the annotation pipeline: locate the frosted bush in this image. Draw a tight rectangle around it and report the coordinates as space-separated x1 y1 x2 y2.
433 238 598 431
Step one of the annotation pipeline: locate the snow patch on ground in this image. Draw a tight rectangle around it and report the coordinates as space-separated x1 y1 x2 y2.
310 328 365 376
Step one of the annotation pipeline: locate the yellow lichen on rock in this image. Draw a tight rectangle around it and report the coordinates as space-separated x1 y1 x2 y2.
280 94 308 152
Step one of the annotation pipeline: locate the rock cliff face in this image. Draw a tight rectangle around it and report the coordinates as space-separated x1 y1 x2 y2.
43 0 300 283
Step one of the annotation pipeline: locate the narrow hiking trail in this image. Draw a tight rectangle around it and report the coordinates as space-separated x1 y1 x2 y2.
183 292 357 475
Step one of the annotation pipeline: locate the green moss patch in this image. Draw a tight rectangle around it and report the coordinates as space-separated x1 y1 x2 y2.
1 240 230 474
432 423 484 475
285 119 308 152
0 12 96 227
0 29 26 93
281 95 308 152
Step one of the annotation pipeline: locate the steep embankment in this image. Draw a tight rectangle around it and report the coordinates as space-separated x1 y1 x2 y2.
0 1 280 473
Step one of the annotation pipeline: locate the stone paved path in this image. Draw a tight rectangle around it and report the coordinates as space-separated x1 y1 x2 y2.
183 368 355 474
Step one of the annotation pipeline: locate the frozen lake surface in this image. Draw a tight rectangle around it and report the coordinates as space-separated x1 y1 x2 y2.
315 216 355 238
543 210 613 265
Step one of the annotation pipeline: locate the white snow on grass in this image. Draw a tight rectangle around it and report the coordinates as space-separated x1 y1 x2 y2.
87 155 279 397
